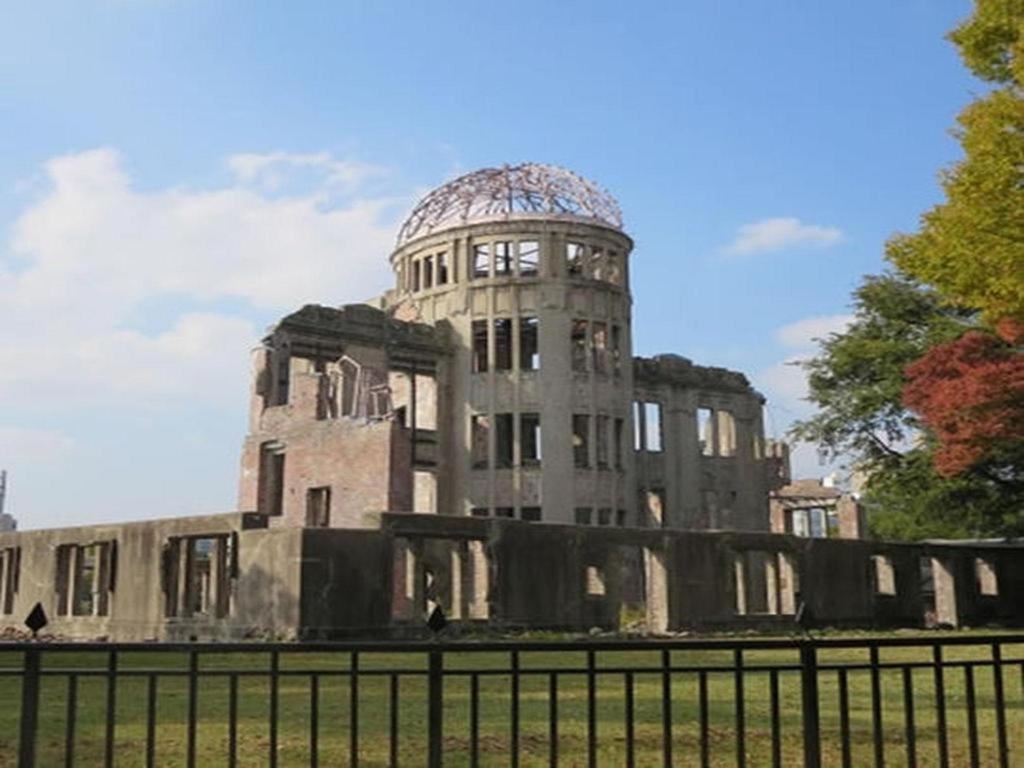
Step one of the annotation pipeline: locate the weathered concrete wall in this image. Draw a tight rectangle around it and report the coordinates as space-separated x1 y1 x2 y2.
299 529 393 638
2 511 1021 641
0 513 302 641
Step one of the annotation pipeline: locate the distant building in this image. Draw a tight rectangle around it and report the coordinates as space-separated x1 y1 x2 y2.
769 477 866 539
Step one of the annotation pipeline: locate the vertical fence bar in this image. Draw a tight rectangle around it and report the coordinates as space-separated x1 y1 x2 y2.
800 642 821 768
625 671 635 768
64 674 77 768
309 674 319 768
228 673 238 768
105 650 118 768
510 650 520 768
469 673 479 768
965 664 979 768
991 643 1008 768
769 669 781 768
661 649 672 768
390 674 399 768
933 645 948 768
145 674 157 768
902 666 917 768
734 648 745 768
17 647 40 768
587 649 597 768
350 651 359 768
699 670 710 768
870 644 884 768
187 650 198 768
428 649 443 768
548 672 558 768
838 668 852 768
269 650 279 768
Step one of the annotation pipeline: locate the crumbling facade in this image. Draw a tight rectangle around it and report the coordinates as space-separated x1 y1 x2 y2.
239 163 786 531
1 163 1021 641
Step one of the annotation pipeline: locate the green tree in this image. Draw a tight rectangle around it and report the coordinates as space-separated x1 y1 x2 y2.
791 273 1024 539
888 0 1024 324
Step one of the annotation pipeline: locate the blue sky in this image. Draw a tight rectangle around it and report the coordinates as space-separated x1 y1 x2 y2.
0 0 977 529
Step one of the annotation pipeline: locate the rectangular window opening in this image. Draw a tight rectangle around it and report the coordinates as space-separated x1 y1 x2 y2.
614 418 625 469
473 243 491 279
575 507 593 525
494 241 514 275
566 242 585 276
597 508 612 526
520 413 542 465
495 413 514 468
519 316 539 370
976 558 998 596
412 260 422 292
472 320 489 373
592 322 608 374
611 325 622 376
586 565 606 596
495 507 515 519
494 318 513 371
718 410 737 457
423 256 433 289
573 414 591 468
518 240 539 277
596 415 610 468
436 252 449 285
571 320 588 372
471 414 490 468
644 402 663 452
698 407 714 456
872 555 896 596
306 486 331 528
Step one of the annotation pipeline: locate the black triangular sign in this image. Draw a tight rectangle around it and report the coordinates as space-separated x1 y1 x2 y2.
426 605 447 633
25 603 47 634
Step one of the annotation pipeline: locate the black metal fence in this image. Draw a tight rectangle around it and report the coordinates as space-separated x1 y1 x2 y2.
3 633 1023 767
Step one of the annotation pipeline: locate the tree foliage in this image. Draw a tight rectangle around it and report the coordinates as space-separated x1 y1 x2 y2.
790 273 968 467
790 273 1024 539
903 330 1024 477
888 1 1024 325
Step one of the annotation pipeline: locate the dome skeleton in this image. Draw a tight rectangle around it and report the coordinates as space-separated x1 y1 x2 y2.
396 163 623 246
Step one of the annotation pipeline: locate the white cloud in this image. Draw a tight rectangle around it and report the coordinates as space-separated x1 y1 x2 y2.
723 217 843 256
775 313 854 350
0 148 402 410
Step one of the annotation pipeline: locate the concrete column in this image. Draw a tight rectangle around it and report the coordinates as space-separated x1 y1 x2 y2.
778 553 797 615
449 545 463 620
932 557 959 627
467 540 489 619
644 547 669 634
734 555 747 615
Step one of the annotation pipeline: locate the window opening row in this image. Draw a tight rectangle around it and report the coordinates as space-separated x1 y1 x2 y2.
571 320 622 375
574 508 628 526
406 251 452 292
573 414 625 469
472 317 539 372
566 242 624 285
472 240 540 280
472 413 542 469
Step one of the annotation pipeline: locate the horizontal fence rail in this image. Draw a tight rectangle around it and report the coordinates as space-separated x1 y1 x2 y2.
1 633 1022 766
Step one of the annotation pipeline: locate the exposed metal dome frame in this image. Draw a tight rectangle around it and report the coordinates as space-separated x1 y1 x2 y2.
396 163 622 246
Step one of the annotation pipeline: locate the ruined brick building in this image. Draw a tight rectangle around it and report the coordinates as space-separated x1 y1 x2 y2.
239 163 788 533
0 164 1021 640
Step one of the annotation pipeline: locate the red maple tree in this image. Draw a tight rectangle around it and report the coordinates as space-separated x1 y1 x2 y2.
903 329 1024 476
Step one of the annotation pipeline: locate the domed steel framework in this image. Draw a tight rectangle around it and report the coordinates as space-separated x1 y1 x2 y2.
396 163 622 246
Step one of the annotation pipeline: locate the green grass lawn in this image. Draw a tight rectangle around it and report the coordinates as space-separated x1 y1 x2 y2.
0 633 1022 766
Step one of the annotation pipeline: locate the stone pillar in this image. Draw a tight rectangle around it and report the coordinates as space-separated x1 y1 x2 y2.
467 540 489 620
644 547 669 634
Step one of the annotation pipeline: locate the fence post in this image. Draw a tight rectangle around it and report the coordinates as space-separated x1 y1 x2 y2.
18 647 41 768
428 648 443 768
800 642 821 768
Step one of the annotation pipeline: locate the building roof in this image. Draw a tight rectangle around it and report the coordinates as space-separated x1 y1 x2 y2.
395 163 622 246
